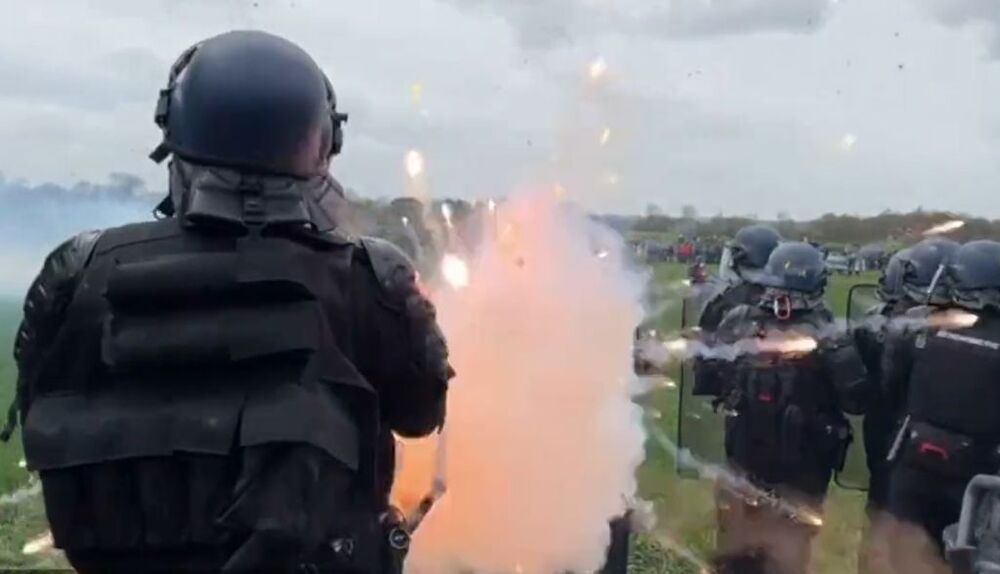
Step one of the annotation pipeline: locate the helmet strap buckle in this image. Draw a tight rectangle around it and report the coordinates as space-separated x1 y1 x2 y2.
773 295 792 320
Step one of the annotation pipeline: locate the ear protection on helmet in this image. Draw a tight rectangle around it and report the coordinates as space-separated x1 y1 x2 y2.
323 76 348 157
149 42 201 163
149 42 348 164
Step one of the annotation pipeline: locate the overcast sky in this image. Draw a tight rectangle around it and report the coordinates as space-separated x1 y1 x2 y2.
0 0 998 219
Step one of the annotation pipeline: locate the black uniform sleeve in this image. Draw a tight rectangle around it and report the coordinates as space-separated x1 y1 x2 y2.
3 230 101 441
881 329 916 416
819 334 871 415
355 238 452 438
853 322 883 387
696 294 728 333
692 305 751 396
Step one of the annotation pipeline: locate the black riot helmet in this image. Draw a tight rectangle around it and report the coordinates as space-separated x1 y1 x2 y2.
899 238 960 305
150 31 347 179
876 248 911 303
754 241 828 318
723 225 782 281
950 240 1000 311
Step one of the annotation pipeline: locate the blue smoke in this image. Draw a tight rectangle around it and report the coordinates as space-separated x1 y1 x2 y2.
0 171 160 295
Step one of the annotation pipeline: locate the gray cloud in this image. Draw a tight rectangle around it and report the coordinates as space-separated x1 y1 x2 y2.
923 0 1000 57
642 0 835 38
445 0 837 50
0 48 164 111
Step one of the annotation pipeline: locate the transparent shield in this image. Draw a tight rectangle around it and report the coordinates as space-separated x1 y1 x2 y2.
676 283 729 478
847 284 881 329
835 283 881 492
833 416 870 492
718 246 738 283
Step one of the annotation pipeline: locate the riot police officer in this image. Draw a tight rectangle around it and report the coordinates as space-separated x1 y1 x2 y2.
690 225 782 398
856 239 959 517
884 240 1000 570
699 242 868 574
852 248 915 574
3 31 451 573
698 224 783 332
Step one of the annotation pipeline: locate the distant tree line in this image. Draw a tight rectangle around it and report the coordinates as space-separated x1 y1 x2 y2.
606 207 1000 246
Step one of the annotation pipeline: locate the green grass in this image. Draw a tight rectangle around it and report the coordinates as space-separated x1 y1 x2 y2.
0 298 26 494
0 297 60 569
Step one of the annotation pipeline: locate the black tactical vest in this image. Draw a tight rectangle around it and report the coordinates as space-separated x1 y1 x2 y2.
22 217 380 556
722 308 849 487
908 313 1000 438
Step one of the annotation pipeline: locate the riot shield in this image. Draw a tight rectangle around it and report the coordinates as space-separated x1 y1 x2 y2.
847 283 881 329
676 280 729 478
945 474 1000 574
834 283 881 492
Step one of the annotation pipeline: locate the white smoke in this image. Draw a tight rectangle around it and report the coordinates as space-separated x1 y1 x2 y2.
394 190 647 574
0 479 41 507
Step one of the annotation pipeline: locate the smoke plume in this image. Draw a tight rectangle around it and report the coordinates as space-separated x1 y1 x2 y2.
0 171 157 295
393 191 647 574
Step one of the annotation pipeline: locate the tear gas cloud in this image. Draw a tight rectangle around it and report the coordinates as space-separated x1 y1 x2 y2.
393 192 647 574
0 172 157 295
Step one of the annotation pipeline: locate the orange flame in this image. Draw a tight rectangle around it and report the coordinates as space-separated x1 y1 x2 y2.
757 335 818 355
929 309 979 329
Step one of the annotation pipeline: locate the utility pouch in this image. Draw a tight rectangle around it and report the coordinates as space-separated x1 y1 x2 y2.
902 421 981 479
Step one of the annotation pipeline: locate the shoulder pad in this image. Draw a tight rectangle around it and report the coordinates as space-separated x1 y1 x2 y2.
359 236 419 297
55 229 103 276
719 304 755 328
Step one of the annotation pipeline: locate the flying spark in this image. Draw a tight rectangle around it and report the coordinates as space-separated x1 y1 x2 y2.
441 203 454 228
405 149 425 179
840 133 857 152
401 216 410 227
17 459 25 469
410 82 424 105
663 339 689 353
801 511 825 527
930 309 979 329
441 254 469 289
596 249 610 259
757 336 818 355
487 198 497 213
589 57 608 80
599 127 612 146
923 220 965 236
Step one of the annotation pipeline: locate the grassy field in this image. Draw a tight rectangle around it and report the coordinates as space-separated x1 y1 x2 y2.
0 265 878 572
0 297 26 494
